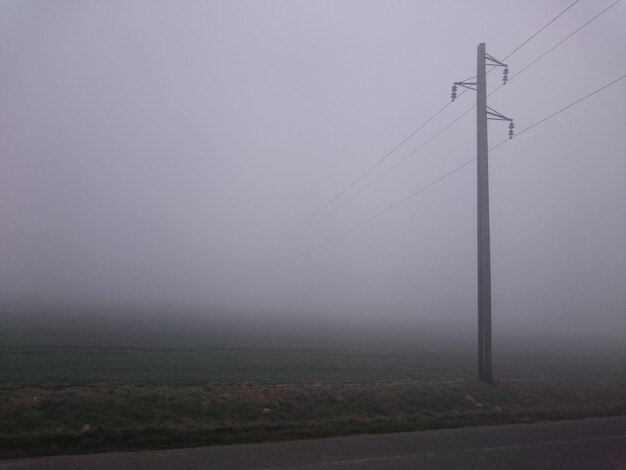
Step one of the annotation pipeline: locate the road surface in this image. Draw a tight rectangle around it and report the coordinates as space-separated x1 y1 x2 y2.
2 416 625 469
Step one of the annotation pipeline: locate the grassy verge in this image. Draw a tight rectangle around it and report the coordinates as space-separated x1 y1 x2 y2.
2 378 625 458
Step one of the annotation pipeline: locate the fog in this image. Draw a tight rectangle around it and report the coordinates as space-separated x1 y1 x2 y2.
1 1 625 354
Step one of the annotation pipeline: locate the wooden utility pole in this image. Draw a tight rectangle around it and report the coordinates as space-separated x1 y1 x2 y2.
452 43 513 383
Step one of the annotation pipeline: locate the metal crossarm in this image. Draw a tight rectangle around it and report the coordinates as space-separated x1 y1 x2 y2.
485 53 507 68
486 106 513 121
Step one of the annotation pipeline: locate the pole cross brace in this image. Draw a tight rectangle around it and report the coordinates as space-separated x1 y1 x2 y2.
486 106 512 121
454 81 477 91
485 54 507 68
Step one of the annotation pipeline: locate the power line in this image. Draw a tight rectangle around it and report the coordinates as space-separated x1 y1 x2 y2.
298 159 475 258
490 73 626 151
512 0 621 81
336 0 622 209
488 0 621 97
298 73 626 257
283 1 592 241
502 0 582 60
320 106 475 223
278 100 455 242
300 0 615 227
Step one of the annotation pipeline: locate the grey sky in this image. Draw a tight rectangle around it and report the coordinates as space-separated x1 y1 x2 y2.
1 1 625 350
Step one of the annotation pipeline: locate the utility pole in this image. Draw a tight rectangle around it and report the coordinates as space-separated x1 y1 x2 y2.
476 42 491 383
451 44 513 383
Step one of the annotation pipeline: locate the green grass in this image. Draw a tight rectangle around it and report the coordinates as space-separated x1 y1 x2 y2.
1 312 625 458
1 379 625 458
2 343 625 384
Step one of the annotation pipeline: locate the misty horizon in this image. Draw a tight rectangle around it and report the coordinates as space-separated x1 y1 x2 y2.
1 1 625 354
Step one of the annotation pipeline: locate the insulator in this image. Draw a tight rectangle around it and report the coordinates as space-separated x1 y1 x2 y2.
502 67 509 84
451 84 457 101
509 122 514 129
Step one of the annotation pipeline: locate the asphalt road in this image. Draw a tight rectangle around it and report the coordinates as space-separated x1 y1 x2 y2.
2 416 625 469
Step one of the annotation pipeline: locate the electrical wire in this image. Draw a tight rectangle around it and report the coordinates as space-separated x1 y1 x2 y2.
490 73 626 151
511 0 621 81
320 106 475 223
278 100 455 243
502 0 582 61
489 0 621 97
298 73 626 257
280 0 597 244
307 0 621 225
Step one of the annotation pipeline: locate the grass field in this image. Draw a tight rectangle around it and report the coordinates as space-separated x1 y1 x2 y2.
1 312 625 458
